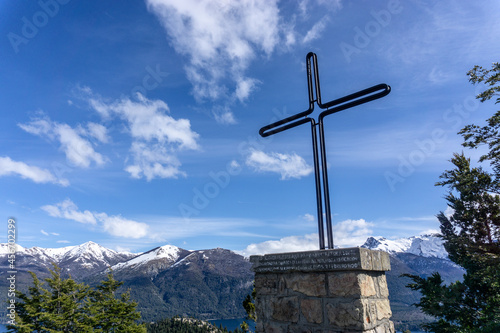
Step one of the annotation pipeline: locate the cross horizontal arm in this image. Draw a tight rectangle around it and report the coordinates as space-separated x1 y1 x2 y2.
259 117 311 137
318 84 391 121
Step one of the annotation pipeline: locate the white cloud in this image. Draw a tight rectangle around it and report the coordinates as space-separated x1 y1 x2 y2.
125 142 184 181
145 0 283 120
444 206 454 218
40 229 60 236
235 77 260 102
302 17 328 43
302 213 315 222
19 115 106 168
238 233 319 257
85 122 109 143
239 218 373 256
18 117 53 137
41 199 97 224
333 219 374 247
100 93 199 149
84 92 200 180
57 240 71 244
144 1 341 123
56 123 106 167
246 149 313 180
0 156 68 186
42 199 150 239
212 105 237 125
95 213 149 239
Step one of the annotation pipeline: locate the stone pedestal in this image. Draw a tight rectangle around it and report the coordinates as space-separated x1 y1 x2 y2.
250 248 395 333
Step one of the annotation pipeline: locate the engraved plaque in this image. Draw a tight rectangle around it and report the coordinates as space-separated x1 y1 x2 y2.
250 248 390 273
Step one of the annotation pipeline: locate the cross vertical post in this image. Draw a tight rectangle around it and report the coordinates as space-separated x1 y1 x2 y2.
259 52 390 250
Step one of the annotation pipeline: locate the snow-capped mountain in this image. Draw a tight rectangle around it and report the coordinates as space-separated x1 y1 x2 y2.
0 241 137 277
111 244 191 276
361 234 448 259
0 237 463 328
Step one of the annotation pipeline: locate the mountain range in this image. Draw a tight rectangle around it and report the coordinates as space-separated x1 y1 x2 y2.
0 235 464 331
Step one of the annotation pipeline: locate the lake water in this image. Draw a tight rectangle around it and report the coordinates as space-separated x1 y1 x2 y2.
0 322 425 332
209 317 255 331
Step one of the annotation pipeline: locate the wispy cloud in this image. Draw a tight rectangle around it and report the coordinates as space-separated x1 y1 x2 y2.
0 156 68 186
84 90 200 181
246 149 313 180
302 16 329 43
239 218 373 256
95 213 149 239
42 199 149 239
19 114 107 168
238 233 319 257
40 230 60 236
132 216 266 243
145 0 281 106
144 0 343 123
41 199 97 224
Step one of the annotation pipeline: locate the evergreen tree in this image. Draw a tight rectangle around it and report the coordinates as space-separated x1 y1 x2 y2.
8 264 146 333
240 287 256 332
404 62 500 332
87 271 146 332
9 264 93 332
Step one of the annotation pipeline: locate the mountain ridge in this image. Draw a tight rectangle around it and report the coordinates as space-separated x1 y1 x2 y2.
361 234 448 259
0 235 463 330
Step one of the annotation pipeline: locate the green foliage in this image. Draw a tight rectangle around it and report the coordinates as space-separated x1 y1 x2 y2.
460 62 500 175
146 316 245 333
404 63 500 332
7 264 146 333
240 287 256 332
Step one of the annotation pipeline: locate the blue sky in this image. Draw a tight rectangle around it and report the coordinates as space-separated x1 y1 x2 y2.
1 0 499 255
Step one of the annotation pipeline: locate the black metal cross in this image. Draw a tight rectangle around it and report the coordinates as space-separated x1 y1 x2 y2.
259 52 391 250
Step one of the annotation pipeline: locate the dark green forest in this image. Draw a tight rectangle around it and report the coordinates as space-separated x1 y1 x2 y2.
145 317 245 333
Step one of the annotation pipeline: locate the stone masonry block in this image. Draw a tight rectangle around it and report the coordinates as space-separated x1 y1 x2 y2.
271 296 299 323
327 301 364 330
255 296 272 321
255 274 277 294
328 272 359 297
286 272 327 297
327 299 378 330
376 299 392 321
261 322 285 333
359 273 377 297
300 298 323 324
375 275 390 298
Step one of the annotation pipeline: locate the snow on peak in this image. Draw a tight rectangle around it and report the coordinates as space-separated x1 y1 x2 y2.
65 241 116 260
362 234 447 259
0 243 25 255
407 234 447 259
361 236 412 254
0 241 130 264
111 244 181 270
